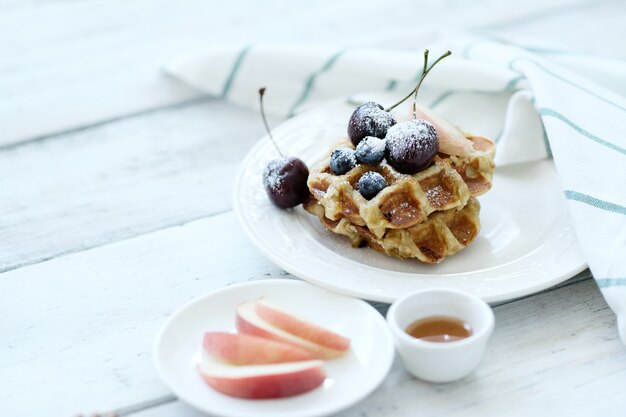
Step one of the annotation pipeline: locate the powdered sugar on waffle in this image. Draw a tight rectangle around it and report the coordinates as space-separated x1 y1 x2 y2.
426 186 447 207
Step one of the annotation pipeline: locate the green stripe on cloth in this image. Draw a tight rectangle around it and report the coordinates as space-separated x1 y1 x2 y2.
221 45 252 99
565 190 626 216
539 108 626 155
430 76 524 109
494 129 504 143
541 125 553 158
288 48 348 117
505 75 525 90
510 58 626 112
596 278 626 288
430 90 456 108
532 97 553 156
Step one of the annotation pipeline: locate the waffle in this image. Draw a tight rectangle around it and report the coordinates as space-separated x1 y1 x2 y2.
305 196 481 264
307 135 495 239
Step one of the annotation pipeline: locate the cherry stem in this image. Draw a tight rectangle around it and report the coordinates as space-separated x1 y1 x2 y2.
259 87 284 157
384 49 452 114
413 49 430 118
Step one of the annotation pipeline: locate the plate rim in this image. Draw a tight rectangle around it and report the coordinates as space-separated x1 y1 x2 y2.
153 279 396 417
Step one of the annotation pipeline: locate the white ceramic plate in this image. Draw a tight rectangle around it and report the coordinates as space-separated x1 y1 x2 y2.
154 280 394 417
233 98 586 303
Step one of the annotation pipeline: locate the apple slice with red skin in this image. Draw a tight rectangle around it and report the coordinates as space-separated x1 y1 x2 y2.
413 105 474 157
254 299 351 352
198 359 325 399
203 331 313 365
236 301 348 359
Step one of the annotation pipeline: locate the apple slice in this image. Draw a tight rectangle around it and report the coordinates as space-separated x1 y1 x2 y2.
236 301 348 359
255 299 351 352
413 105 475 157
203 331 313 365
198 359 325 399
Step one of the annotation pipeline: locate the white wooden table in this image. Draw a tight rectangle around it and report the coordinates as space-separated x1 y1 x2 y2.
3 1 626 416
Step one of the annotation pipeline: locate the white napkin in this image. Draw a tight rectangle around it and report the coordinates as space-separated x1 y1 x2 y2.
165 32 626 344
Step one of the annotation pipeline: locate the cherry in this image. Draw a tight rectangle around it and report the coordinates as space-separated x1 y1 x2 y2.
383 50 451 174
259 88 310 209
347 102 396 146
263 157 309 208
386 119 437 174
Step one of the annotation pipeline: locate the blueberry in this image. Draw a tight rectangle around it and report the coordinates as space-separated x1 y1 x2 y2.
263 157 310 208
355 136 386 165
358 171 388 200
330 148 357 175
348 102 396 146
385 119 438 174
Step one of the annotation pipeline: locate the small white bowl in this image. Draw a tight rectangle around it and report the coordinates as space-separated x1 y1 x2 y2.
386 288 495 383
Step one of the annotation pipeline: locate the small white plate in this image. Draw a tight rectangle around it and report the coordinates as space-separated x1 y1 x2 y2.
154 279 395 417
233 98 586 303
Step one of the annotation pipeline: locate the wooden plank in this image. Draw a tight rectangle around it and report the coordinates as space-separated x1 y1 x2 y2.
1 0 622 274
1 212 623 417
0 99 272 272
2 0 619 271
1 2 623 417
0 212 280 417
0 0 601 146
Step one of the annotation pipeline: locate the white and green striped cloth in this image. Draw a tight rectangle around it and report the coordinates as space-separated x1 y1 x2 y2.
166 32 626 345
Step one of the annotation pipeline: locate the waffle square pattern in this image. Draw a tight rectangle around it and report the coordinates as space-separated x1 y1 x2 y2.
305 134 496 264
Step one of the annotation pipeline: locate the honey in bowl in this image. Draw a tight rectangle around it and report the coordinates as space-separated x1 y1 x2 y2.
405 315 472 343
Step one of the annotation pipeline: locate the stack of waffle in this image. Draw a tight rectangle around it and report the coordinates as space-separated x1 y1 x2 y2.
304 135 496 264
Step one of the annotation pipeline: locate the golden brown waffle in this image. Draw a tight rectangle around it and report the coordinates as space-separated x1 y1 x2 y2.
307 136 495 239
305 196 481 264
